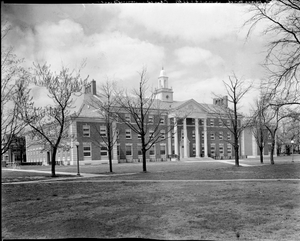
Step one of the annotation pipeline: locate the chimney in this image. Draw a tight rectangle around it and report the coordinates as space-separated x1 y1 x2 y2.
213 96 228 107
84 80 97 95
223 96 228 108
91 80 96 95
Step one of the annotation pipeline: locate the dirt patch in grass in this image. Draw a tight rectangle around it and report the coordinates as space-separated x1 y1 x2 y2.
2 180 300 240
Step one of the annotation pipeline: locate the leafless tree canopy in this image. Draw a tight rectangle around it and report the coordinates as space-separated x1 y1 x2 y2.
245 0 300 105
1 20 29 155
17 63 88 176
108 67 182 172
210 73 253 166
88 80 119 172
253 91 296 164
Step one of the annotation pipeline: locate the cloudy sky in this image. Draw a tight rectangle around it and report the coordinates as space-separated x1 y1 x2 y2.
2 3 271 114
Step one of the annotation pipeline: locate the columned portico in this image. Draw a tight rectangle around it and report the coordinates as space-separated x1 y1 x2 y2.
183 118 188 158
195 118 200 157
203 118 208 157
168 99 209 159
174 117 179 156
167 118 172 155
112 121 118 162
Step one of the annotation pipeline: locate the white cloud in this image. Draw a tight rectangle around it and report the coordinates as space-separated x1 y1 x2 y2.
118 4 254 43
9 18 165 88
174 46 224 66
2 3 271 114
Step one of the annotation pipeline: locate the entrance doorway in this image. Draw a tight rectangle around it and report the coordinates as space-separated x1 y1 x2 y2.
180 139 190 158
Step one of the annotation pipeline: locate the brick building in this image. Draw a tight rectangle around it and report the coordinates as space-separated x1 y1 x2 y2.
24 68 273 165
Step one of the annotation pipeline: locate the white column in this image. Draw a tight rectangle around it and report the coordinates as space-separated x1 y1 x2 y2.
195 118 200 157
252 132 257 157
174 117 179 156
69 121 76 165
112 121 118 163
241 129 245 157
204 118 208 157
167 118 172 155
184 118 188 158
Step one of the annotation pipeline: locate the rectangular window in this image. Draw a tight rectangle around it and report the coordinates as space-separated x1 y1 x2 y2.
83 125 90 137
191 119 195 125
115 129 119 139
192 130 195 140
149 145 155 156
83 142 91 157
219 119 223 126
148 115 154 124
219 144 224 155
138 144 142 156
149 129 154 138
126 129 132 139
137 133 141 139
160 129 166 139
160 116 165 124
172 130 175 139
227 132 231 140
227 145 232 155
227 120 231 127
100 145 108 156
210 143 215 155
210 119 214 126
210 133 215 140
160 144 166 155
219 131 223 140
125 144 132 156
181 130 184 140
201 132 204 140
100 125 107 137
192 143 196 156
125 114 131 122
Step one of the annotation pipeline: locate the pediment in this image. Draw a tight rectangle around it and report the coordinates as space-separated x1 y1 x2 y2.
176 99 207 113
169 99 208 118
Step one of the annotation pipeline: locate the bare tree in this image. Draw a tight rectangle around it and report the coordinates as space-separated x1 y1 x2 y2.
209 73 253 166
1 20 29 156
258 92 294 164
244 1 300 106
88 80 119 173
113 68 181 172
17 63 88 176
250 96 270 164
277 114 300 155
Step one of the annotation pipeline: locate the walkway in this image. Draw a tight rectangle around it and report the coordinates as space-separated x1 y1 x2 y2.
181 157 256 166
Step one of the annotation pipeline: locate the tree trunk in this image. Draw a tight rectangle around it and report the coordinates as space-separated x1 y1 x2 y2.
142 148 147 172
51 147 57 177
234 135 239 166
141 135 147 172
259 147 264 164
108 146 113 173
234 145 239 166
270 141 275 165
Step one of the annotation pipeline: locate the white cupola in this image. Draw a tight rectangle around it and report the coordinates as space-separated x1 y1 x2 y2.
158 67 168 88
156 67 173 102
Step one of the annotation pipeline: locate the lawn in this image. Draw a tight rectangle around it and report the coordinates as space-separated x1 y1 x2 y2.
2 157 300 240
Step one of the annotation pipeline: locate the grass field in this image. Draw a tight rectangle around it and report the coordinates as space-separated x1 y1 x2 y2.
2 156 300 240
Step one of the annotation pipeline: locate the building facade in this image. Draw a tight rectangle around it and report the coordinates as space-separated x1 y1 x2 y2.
24 69 273 165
